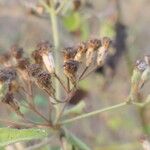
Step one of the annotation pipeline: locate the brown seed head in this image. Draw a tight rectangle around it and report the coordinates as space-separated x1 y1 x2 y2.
87 39 101 50
11 45 24 59
37 41 53 54
76 42 87 53
62 47 77 62
63 60 79 74
101 37 111 49
0 68 17 83
31 49 43 65
36 71 55 96
27 64 42 77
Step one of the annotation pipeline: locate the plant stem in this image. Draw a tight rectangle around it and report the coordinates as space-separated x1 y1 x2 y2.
61 102 127 124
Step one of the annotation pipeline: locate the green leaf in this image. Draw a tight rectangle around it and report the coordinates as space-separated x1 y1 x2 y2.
64 128 90 150
0 128 48 147
63 11 81 32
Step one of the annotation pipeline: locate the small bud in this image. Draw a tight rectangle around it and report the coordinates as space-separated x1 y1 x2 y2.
62 47 77 63
63 60 79 84
35 71 55 96
74 42 87 62
27 64 42 77
97 37 111 66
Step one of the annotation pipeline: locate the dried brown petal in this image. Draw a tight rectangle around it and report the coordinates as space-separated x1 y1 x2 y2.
62 47 77 62
0 53 11 65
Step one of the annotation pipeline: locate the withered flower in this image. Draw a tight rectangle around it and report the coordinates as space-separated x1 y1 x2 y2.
37 42 55 74
27 64 42 77
0 68 17 84
35 71 55 97
11 45 24 60
31 49 43 65
97 37 111 66
62 47 77 63
86 38 101 66
63 60 79 84
74 42 87 62
2 92 21 115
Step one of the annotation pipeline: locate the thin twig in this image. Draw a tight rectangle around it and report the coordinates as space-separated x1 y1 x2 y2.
55 0 68 15
54 73 68 93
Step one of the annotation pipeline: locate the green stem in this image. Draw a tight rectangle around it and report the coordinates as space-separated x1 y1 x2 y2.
61 102 127 124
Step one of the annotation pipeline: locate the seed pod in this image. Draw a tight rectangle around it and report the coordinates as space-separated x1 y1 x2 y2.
86 39 101 66
62 47 77 63
74 42 87 62
35 71 55 96
27 64 42 77
11 45 24 60
97 37 111 66
63 60 79 84
31 49 43 65
2 92 21 115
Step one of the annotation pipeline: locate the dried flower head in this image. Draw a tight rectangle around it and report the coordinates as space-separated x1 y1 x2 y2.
31 49 43 65
11 45 24 59
37 41 52 52
36 71 55 96
101 37 111 49
62 47 77 62
27 64 42 77
2 92 20 114
0 68 17 83
87 39 101 51
74 42 87 62
40 51 55 74
63 60 79 84
17 58 30 70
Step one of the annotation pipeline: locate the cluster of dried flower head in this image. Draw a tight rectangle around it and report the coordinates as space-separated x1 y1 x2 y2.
0 37 112 114
62 37 111 84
